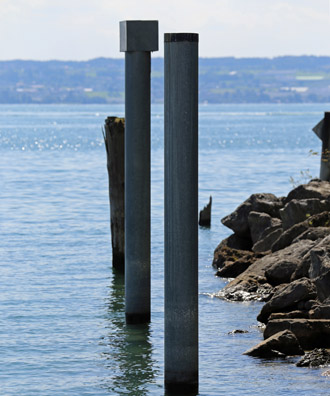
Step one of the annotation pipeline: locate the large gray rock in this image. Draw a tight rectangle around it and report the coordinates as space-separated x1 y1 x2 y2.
280 198 330 230
285 179 330 204
252 226 283 253
216 252 264 278
309 235 330 278
271 223 309 252
264 319 330 349
291 233 330 281
222 241 314 301
248 212 281 244
314 269 330 302
269 311 309 320
216 233 253 251
292 227 330 244
265 258 300 285
221 193 283 238
271 211 330 252
213 245 255 270
244 330 304 357
290 250 313 281
309 304 330 319
257 278 317 323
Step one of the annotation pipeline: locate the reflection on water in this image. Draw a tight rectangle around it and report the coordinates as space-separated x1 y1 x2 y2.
101 269 160 395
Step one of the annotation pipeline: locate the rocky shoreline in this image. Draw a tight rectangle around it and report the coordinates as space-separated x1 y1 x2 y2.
213 179 330 368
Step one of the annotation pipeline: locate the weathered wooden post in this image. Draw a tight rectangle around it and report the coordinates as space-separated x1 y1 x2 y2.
199 196 212 227
120 20 159 324
103 117 125 272
313 112 330 181
164 33 199 393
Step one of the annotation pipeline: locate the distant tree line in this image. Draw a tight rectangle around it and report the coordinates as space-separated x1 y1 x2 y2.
0 56 330 104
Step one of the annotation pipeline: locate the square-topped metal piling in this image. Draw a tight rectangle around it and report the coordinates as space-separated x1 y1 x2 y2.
120 21 158 52
120 20 158 325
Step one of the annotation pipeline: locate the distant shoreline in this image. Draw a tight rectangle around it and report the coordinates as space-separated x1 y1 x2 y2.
1 56 330 104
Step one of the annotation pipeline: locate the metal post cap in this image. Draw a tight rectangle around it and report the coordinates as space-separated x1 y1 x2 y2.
164 33 198 43
120 20 159 52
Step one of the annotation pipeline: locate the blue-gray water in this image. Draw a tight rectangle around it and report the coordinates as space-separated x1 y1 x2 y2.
1 104 329 395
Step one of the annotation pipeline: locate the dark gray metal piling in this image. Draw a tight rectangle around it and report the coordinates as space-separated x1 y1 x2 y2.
120 20 158 324
164 33 199 393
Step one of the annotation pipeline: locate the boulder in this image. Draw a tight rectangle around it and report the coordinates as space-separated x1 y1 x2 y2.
280 198 330 230
271 223 309 252
271 211 330 252
292 227 330 244
303 211 330 228
257 278 317 323
248 212 281 244
291 250 313 281
309 304 330 319
314 269 330 302
285 179 330 204
252 226 283 253
216 280 273 302
216 252 264 278
221 193 283 238
296 348 330 367
269 310 309 320
264 319 330 349
244 330 304 357
265 258 300 285
222 241 315 302
308 235 330 279
212 234 252 268
212 245 252 269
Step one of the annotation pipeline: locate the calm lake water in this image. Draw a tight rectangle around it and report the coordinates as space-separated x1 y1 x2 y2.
1 103 329 395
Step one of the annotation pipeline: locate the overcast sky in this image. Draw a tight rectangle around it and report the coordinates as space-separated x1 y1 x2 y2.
0 0 330 60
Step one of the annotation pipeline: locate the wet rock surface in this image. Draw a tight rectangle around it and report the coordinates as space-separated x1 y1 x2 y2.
296 348 330 367
243 330 304 357
213 180 330 363
264 319 330 349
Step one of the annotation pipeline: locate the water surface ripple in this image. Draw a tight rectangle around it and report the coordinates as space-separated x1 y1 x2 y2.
0 104 328 395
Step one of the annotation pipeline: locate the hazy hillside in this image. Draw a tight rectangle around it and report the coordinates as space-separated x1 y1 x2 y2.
1 56 330 103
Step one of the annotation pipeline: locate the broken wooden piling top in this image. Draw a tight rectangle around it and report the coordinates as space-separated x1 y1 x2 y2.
312 112 330 181
199 195 212 227
103 117 125 272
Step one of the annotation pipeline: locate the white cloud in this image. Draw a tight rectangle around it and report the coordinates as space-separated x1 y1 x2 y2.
0 0 329 59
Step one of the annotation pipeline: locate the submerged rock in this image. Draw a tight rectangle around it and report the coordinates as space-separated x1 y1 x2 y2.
228 329 249 335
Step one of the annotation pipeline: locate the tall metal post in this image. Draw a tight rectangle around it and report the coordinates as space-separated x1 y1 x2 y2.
120 20 158 324
164 33 199 393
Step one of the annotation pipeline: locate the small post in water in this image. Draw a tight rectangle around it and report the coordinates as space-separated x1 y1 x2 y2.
313 112 330 181
120 20 158 324
164 33 199 393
